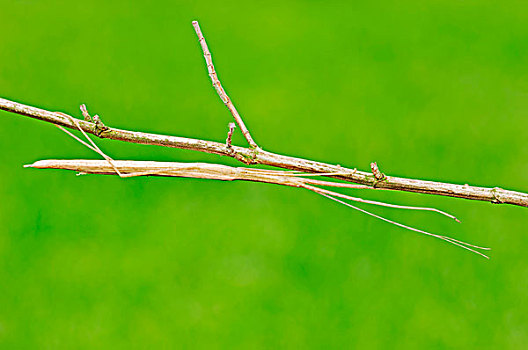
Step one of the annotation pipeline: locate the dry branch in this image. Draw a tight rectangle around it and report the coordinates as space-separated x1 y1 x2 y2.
1 96 527 207
192 21 259 149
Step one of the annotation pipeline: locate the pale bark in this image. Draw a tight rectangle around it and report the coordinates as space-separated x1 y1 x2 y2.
1 96 527 208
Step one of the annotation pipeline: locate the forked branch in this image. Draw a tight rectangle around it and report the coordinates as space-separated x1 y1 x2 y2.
1 96 526 207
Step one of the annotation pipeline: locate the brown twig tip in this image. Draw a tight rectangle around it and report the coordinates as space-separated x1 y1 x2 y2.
226 122 236 148
370 162 385 180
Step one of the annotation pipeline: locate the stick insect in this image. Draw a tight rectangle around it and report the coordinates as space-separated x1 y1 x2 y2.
24 108 491 259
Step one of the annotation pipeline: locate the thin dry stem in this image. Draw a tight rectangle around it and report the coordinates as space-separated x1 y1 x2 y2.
192 20 259 149
80 104 92 122
371 162 384 180
226 122 235 148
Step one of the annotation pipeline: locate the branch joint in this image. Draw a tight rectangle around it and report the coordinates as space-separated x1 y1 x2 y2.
370 162 386 188
491 187 505 204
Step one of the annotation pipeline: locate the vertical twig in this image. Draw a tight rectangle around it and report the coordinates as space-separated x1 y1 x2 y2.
226 122 236 148
371 162 385 180
80 104 92 122
192 20 259 149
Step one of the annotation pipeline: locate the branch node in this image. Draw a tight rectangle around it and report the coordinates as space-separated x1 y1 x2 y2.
92 114 109 136
491 187 505 204
234 149 259 165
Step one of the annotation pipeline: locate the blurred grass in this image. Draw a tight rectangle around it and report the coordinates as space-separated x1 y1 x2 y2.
1 0 527 348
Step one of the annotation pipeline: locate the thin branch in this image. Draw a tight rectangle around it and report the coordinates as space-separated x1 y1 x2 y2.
80 104 92 122
371 162 385 181
192 20 259 149
1 96 527 207
226 122 235 148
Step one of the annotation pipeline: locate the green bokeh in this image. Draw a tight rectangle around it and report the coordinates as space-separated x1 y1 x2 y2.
1 1 527 348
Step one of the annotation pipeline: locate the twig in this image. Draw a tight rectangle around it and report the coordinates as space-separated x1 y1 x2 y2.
80 104 92 122
371 162 385 181
226 122 235 148
2 96 526 207
192 20 259 149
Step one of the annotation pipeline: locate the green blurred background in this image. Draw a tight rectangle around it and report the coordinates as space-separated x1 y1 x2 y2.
1 0 527 348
